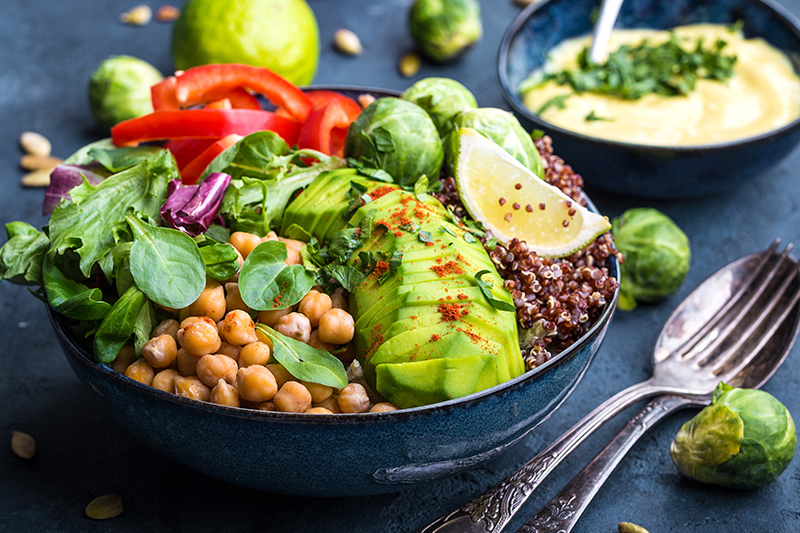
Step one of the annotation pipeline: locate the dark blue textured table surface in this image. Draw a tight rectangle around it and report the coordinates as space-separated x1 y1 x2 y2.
2 1 799 531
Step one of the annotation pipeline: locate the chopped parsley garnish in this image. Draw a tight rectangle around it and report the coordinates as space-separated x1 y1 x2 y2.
536 94 571 115
475 270 516 312
418 230 433 244
440 225 458 238
585 110 614 122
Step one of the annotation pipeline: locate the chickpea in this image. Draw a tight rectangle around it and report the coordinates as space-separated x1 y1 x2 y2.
111 344 137 374
330 287 349 313
278 237 304 265
306 407 333 414
196 354 238 387
216 320 227 342
151 319 179 341
275 312 311 343
222 309 258 346
180 315 217 329
265 363 295 389
273 381 312 413
318 308 355 345
174 376 211 401
216 342 241 363
229 231 261 258
314 396 342 413
224 282 250 313
176 348 202 376
298 290 332 328
256 307 292 328
236 365 277 402
180 279 226 322
254 327 273 349
152 369 180 393
177 320 221 356
256 401 276 411
308 330 335 352
238 341 271 367
302 380 333 403
125 358 154 386
260 231 279 242
157 303 180 314
369 402 398 413
142 334 178 369
210 379 240 407
338 383 370 413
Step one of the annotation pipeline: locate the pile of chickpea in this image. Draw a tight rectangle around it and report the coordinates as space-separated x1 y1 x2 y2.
112 230 398 414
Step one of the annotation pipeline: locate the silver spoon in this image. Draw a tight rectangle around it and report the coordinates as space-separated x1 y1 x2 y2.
419 240 799 533
521 249 800 532
588 0 625 63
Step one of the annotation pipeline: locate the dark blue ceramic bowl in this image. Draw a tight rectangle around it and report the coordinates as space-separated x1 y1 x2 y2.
48 86 619 497
499 0 800 199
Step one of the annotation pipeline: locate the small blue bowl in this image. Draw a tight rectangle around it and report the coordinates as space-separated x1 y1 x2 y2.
48 86 619 497
499 0 800 199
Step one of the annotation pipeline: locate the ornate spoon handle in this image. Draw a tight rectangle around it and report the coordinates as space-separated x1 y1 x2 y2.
517 395 701 533
418 380 665 533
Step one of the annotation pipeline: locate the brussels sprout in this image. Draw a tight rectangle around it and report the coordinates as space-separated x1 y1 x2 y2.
670 383 796 489
401 77 478 137
88 56 163 129
610 208 689 310
344 97 443 187
444 108 543 177
408 0 482 62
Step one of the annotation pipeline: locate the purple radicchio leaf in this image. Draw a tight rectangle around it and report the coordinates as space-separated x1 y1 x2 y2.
160 172 232 237
43 164 109 216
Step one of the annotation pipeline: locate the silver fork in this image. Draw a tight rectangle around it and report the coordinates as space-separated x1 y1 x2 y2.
420 241 799 533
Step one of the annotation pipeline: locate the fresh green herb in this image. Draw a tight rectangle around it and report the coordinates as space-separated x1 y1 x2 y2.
0 222 48 286
256 324 348 388
345 180 372 220
440 225 458 238
378 251 404 284
42 257 112 321
531 129 546 140
418 230 433 244
328 211 374 264
238 240 316 310
542 33 738 101
325 264 366 292
282 223 314 242
126 215 206 309
346 158 394 182
358 251 378 275
536 94 571 115
463 218 486 237
475 270 516 312
399 222 420 233
464 232 477 243
728 19 745 34
200 243 240 281
300 238 329 269
414 175 430 202
93 285 147 363
585 110 614 122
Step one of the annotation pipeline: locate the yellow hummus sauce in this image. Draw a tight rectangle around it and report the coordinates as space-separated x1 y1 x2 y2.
522 24 800 146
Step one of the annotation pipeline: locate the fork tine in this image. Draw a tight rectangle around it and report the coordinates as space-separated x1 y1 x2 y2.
688 243 795 365
673 239 786 361
711 262 800 378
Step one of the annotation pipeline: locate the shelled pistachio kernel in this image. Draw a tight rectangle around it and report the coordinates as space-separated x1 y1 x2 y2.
619 522 650 533
334 29 363 56
21 169 51 187
120 4 152 25
514 0 540 6
155 5 180 22
20 154 63 171
11 431 36 459
399 52 421 77
85 494 123 520
19 131 51 156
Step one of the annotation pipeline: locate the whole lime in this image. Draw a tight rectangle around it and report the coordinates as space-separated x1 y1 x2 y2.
172 0 319 86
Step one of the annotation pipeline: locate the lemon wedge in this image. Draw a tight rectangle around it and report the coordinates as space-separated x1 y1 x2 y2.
453 127 610 257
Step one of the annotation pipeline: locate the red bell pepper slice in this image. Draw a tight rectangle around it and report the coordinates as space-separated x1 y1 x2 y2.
150 64 312 123
165 139 216 168
180 134 243 185
297 92 362 157
111 109 301 147
205 98 233 110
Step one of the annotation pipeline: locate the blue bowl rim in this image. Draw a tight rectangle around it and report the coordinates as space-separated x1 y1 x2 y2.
49 85 620 425
498 0 800 153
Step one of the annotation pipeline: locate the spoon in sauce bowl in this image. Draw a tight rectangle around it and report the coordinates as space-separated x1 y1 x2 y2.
588 0 625 63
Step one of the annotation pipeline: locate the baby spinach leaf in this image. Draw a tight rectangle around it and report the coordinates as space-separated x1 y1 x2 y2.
475 270 517 312
200 243 240 281
88 146 165 173
282 224 313 242
239 240 316 310
93 285 147 363
132 299 156 356
127 215 206 308
256 324 347 388
0 222 49 286
325 264 366 292
42 257 112 320
111 242 134 296
204 224 230 245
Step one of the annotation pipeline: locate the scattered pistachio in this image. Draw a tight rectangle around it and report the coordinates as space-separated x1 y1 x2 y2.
399 52 421 78
20 154 63 171
120 4 152 26
333 28 363 56
357 93 376 109
514 0 540 6
11 431 36 459
85 494 124 520
19 131 51 157
21 169 52 188
155 5 180 22
619 522 651 533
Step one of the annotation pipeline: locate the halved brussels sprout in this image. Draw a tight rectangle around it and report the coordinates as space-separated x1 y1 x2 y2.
408 0 482 62
401 77 478 137
88 56 163 129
